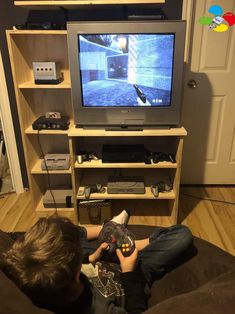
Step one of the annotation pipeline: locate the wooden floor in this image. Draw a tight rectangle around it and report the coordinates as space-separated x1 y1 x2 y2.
0 186 235 256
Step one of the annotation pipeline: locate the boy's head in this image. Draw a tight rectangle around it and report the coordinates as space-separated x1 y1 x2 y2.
3 216 83 307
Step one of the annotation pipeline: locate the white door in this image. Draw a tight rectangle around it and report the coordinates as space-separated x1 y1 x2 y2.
181 0 235 184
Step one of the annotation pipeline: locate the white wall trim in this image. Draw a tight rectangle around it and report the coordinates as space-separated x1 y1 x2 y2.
0 49 24 194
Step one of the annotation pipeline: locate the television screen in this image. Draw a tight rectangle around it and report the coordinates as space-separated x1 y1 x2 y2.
67 21 186 129
78 33 175 108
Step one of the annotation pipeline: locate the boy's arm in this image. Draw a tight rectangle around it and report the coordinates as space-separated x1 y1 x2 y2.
120 268 147 314
82 243 108 264
116 248 148 314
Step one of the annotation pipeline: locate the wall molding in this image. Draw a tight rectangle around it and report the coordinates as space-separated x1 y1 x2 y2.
0 50 24 194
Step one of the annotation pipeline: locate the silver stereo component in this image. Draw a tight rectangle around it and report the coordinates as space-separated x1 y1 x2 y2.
41 154 70 170
107 176 145 194
43 190 73 208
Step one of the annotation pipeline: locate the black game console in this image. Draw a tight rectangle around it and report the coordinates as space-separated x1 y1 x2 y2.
32 116 70 130
102 144 146 163
98 221 135 258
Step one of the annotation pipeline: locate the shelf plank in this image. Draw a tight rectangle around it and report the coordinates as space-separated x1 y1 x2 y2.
19 80 71 89
77 186 175 200
15 1 165 9
31 159 71 174
8 30 67 35
35 198 74 212
69 126 187 137
75 160 177 169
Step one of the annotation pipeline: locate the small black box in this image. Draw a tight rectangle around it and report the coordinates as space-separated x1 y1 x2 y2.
102 144 146 163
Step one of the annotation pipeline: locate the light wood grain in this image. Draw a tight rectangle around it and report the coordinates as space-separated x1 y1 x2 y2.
1 186 235 256
68 126 187 137
75 160 178 169
19 80 71 89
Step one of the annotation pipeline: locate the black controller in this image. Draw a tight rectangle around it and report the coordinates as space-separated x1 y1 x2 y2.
98 221 135 258
152 152 176 164
84 184 105 199
151 181 173 197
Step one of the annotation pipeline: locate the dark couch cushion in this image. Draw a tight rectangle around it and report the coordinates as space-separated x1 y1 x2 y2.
144 266 235 314
0 230 14 257
148 236 235 307
0 270 53 314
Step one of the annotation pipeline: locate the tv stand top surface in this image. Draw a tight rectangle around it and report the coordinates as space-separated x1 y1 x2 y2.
68 125 187 137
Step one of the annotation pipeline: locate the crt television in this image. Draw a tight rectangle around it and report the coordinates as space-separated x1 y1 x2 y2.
67 20 186 130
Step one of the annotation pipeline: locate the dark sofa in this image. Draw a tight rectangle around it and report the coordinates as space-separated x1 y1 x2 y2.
0 226 235 314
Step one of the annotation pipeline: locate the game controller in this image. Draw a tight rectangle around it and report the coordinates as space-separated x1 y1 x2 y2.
84 184 105 199
98 221 135 258
152 152 176 164
77 151 100 163
151 181 173 197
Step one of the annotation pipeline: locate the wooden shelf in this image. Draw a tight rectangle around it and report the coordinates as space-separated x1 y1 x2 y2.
25 125 71 134
8 30 67 35
75 159 177 169
31 159 71 174
19 80 71 89
68 126 187 137
15 1 165 9
77 186 175 200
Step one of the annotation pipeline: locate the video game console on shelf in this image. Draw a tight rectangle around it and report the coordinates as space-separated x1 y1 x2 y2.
151 181 173 197
98 221 135 258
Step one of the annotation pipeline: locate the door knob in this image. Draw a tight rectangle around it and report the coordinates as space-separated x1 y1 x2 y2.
187 79 197 88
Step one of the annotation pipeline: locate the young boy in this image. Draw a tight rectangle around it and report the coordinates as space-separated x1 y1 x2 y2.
3 214 193 314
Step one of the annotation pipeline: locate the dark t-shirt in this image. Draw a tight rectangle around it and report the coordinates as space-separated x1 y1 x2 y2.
42 262 147 314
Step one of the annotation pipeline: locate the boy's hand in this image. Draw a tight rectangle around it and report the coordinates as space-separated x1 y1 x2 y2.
88 242 109 263
116 247 138 273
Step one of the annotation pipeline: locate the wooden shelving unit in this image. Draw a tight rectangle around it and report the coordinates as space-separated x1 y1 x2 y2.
6 29 73 214
68 127 187 224
6 26 186 226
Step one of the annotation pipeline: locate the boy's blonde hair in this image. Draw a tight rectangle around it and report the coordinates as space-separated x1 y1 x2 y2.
3 216 83 307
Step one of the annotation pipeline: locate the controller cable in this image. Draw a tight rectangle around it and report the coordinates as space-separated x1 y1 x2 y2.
37 130 58 215
180 191 235 206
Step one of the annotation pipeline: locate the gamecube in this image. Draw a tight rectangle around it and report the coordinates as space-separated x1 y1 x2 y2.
107 176 145 194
